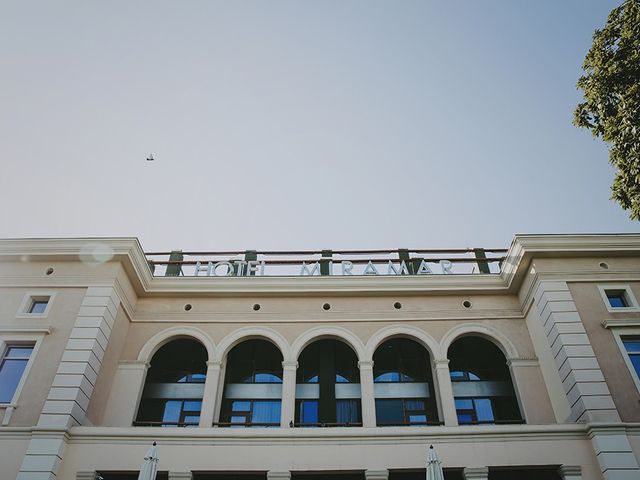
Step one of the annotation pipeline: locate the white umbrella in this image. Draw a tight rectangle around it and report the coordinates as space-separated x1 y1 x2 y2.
137 442 159 480
426 445 445 480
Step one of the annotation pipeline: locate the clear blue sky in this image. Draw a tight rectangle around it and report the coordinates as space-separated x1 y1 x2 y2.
0 1 636 251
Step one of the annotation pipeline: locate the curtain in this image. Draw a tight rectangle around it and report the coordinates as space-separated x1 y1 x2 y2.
252 400 281 425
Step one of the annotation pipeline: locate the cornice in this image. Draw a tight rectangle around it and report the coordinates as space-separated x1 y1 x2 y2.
0 234 639 297
67 423 589 445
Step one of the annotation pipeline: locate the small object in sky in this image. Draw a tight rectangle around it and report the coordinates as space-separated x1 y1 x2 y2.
146 154 154 161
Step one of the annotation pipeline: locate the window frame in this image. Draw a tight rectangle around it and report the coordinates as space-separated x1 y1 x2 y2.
598 285 640 313
0 333 44 425
611 327 640 394
16 291 56 318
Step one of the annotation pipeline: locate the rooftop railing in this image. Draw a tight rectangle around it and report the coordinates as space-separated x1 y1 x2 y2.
145 248 508 277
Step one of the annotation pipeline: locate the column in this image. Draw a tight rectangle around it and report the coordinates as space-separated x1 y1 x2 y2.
267 471 291 480
200 360 223 427
365 470 388 480
280 361 298 427
558 465 582 480
463 467 489 480
168 473 193 480
359 361 376 427
434 359 458 426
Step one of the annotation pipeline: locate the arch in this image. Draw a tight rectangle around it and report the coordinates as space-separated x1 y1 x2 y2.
291 326 366 362
365 325 442 362
137 326 215 363
215 326 290 363
440 323 519 360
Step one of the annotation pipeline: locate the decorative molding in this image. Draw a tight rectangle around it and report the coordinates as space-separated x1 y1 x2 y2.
602 319 640 329
0 326 52 335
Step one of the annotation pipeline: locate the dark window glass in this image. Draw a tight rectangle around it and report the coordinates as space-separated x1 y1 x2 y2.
373 339 428 383
0 344 34 403
622 337 640 378
297 400 319 424
448 337 522 425
375 399 429 426
226 340 283 384
336 399 361 424
297 340 358 384
28 300 48 314
607 291 628 308
145 339 207 383
221 399 281 426
136 399 201 426
135 339 207 426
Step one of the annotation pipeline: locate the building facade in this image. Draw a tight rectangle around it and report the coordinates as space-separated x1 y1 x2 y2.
1 234 640 480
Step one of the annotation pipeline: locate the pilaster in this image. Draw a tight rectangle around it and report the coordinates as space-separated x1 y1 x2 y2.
17 287 121 480
359 361 376 427
589 426 640 480
534 281 619 423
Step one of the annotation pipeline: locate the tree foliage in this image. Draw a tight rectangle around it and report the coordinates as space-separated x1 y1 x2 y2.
574 0 640 220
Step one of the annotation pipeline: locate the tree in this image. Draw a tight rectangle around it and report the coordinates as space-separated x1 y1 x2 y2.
573 0 640 220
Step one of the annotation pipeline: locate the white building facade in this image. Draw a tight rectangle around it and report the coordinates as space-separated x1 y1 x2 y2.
1 235 640 480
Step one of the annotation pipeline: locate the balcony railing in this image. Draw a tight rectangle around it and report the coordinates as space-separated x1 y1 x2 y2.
145 247 507 277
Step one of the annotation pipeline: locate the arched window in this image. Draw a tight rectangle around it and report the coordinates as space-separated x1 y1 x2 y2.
219 339 283 427
295 339 361 426
448 336 523 425
135 339 207 427
373 338 438 426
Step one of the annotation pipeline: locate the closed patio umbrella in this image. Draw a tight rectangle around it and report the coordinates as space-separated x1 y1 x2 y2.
426 445 445 480
137 442 159 480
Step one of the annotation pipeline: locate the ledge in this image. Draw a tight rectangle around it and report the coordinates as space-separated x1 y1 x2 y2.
602 319 640 329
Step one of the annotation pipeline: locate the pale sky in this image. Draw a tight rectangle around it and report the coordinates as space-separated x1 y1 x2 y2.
1 1 637 252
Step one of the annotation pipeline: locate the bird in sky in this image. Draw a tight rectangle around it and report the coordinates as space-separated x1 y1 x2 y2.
146 154 154 162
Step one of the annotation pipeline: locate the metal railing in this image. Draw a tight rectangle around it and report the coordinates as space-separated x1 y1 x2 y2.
145 247 508 277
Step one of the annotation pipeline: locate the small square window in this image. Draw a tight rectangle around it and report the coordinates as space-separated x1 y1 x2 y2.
599 285 639 313
28 299 49 314
606 290 629 308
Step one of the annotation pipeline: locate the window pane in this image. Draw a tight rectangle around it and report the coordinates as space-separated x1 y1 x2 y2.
455 399 473 410
183 415 200 424
457 413 473 424
474 399 494 422
375 372 401 382
232 401 251 412
0 358 29 403
408 414 427 424
162 401 182 423
629 354 640 376
254 373 282 383
608 295 627 308
183 400 202 412
252 401 281 424
449 371 464 380
300 400 318 424
404 399 426 411
29 301 48 314
623 341 640 353
336 399 359 424
376 399 404 425
230 415 246 424
6 347 34 358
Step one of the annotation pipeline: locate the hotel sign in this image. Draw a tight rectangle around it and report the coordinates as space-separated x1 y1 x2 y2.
193 259 456 276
